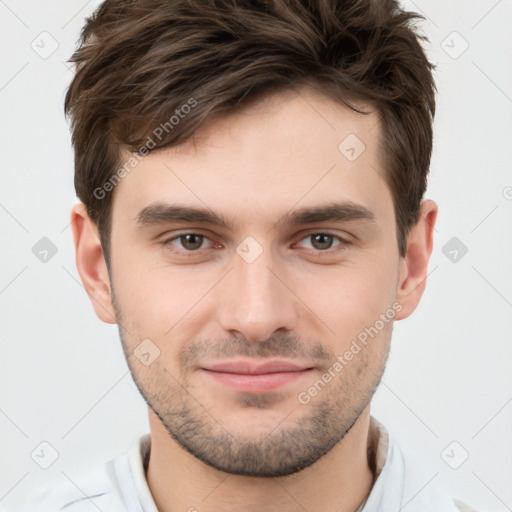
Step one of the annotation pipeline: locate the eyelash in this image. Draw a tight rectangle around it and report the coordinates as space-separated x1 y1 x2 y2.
161 231 351 257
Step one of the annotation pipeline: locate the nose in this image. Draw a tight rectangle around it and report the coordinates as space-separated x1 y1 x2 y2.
217 245 299 342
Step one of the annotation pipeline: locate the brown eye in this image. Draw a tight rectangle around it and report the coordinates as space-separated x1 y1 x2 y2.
165 233 211 252
297 233 345 251
310 234 335 250
178 234 204 250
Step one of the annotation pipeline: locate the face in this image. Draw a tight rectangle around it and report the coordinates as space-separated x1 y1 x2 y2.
105 87 406 477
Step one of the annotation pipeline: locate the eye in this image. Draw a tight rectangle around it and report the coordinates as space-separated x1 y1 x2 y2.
296 233 348 251
165 233 214 252
161 231 350 257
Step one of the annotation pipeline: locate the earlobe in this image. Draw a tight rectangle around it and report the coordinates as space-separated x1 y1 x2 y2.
394 200 438 321
70 203 117 324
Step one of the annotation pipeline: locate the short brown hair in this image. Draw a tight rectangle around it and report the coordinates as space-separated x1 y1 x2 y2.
64 0 436 263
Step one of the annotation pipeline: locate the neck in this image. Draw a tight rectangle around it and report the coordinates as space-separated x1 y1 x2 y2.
146 407 374 512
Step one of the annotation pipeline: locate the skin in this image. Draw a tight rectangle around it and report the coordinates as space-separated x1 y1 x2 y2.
71 86 437 512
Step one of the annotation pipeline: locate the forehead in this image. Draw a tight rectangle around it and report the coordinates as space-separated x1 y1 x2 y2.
111 87 392 230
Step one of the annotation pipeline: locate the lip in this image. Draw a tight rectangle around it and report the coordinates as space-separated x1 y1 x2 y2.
203 359 311 375
201 359 314 393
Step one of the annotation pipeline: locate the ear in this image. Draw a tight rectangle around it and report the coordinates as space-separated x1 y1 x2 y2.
395 199 438 320
70 203 117 324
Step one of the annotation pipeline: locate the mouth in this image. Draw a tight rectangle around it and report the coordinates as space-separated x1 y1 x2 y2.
200 359 315 392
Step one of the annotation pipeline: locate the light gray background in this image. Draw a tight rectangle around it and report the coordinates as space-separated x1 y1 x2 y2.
1 0 511 510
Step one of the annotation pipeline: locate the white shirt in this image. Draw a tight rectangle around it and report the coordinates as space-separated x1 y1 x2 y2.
19 416 477 512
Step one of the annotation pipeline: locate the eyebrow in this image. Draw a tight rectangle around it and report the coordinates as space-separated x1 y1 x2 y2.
135 201 376 230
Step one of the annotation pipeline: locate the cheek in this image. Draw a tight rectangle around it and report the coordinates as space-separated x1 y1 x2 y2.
298 257 398 340
112 258 215 339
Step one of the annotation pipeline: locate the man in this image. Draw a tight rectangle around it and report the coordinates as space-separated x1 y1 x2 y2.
21 0 478 510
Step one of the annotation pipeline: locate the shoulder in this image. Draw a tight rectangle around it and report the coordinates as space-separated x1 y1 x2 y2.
369 416 480 512
17 451 130 512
